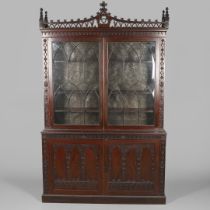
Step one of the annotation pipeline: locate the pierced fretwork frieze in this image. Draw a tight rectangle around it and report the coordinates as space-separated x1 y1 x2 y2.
39 2 169 30
41 31 167 39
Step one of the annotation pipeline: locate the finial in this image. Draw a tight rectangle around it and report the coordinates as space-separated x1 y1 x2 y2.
100 1 107 9
40 8 43 22
165 7 169 21
39 9 48 29
162 10 165 22
44 11 48 23
162 7 169 29
39 8 44 28
100 1 107 13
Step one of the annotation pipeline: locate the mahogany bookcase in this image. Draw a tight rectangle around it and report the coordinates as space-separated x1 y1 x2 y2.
39 1 169 204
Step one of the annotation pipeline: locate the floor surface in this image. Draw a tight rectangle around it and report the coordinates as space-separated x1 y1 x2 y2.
1 174 209 210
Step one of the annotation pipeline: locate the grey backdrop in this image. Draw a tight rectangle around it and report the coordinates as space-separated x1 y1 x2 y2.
0 0 209 209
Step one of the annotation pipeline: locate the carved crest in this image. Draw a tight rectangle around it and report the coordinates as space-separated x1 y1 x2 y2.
39 1 169 29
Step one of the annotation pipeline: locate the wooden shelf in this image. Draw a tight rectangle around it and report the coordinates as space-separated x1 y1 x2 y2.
108 90 153 95
109 108 154 113
55 108 99 113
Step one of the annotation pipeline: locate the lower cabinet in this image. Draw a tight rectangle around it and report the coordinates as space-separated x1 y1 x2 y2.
42 133 166 203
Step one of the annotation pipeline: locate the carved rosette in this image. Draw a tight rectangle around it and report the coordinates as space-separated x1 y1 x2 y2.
42 38 50 127
159 38 166 127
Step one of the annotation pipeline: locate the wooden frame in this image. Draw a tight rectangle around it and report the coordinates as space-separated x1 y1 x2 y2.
40 1 169 204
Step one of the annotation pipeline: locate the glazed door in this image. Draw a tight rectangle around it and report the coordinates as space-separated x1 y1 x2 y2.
50 38 158 129
51 39 103 128
105 40 158 128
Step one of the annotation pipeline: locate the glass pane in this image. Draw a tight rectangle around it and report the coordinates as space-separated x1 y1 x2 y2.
108 42 156 125
52 42 99 125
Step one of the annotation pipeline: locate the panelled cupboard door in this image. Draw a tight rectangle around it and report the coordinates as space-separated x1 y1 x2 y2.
43 138 103 195
104 140 161 195
43 137 164 196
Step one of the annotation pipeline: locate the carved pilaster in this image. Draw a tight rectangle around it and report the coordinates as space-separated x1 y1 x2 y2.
159 38 166 127
42 135 48 193
160 140 166 195
42 38 50 127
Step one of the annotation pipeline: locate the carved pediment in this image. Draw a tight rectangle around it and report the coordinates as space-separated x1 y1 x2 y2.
39 1 169 29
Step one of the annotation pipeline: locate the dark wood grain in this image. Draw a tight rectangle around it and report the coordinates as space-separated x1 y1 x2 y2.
40 1 169 204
